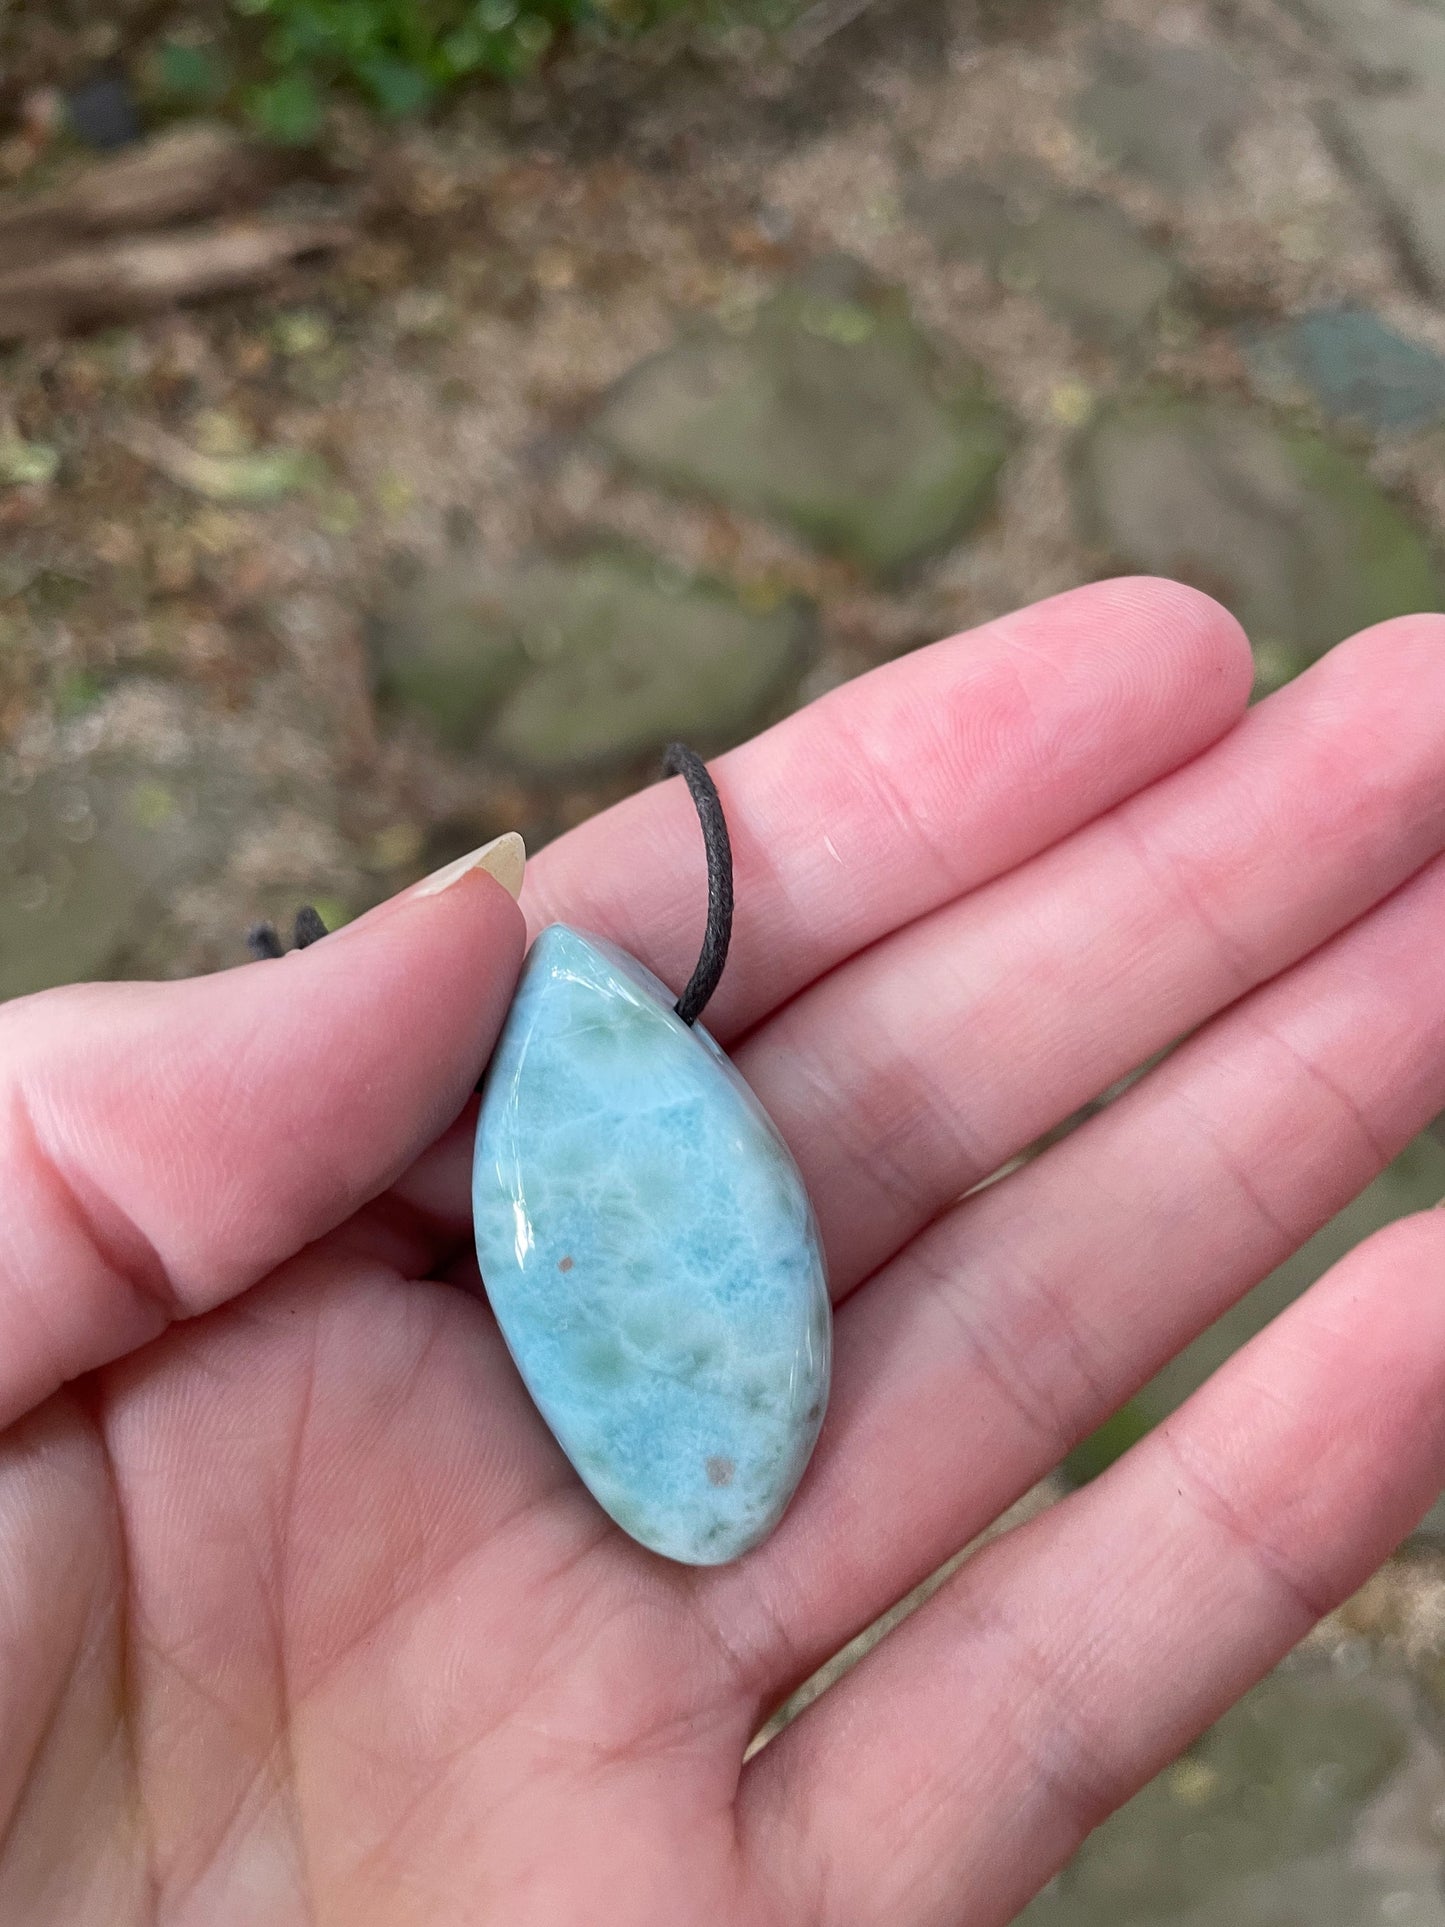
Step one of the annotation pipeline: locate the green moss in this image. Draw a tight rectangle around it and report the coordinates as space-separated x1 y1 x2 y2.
51 668 106 718
1285 428 1443 635
1063 1398 1154 1485
1074 394 1444 675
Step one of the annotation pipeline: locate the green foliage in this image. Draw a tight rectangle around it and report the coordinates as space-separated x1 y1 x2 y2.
228 0 614 138
249 67 326 142
155 39 234 106
150 0 784 141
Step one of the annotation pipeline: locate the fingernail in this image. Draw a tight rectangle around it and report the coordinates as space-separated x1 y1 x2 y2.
412 831 526 901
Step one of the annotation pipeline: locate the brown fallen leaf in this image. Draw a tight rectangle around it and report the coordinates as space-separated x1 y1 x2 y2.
0 435 59 486
114 419 327 504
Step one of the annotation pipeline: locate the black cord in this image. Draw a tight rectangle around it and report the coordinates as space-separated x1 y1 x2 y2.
245 744 736 1031
662 742 733 1028
293 905 329 948
245 922 286 961
246 906 327 961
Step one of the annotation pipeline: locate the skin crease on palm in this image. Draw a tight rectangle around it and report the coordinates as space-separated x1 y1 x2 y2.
7 581 1445 1927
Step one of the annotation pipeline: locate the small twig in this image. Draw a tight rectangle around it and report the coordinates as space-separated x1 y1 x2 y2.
0 123 281 261
0 218 351 342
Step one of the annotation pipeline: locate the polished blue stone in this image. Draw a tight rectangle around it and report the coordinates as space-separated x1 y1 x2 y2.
472 923 830 1565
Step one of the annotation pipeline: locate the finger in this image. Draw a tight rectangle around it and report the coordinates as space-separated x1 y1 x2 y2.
733 612 1445 1290
0 866 524 1430
525 578 1252 1038
319 1099 482 1278
743 1209 1445 1927
380 578 1249 1258
707 845 1445 1693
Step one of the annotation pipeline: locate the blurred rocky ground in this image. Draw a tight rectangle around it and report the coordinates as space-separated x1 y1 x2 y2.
5 0 1445 1915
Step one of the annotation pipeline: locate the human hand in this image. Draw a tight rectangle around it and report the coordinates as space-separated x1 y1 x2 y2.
5 577 1445 1927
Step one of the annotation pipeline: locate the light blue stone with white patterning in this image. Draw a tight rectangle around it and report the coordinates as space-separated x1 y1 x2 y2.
472 923 831 1565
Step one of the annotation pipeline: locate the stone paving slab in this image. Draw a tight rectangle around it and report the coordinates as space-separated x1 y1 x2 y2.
1287 0 1445 89
908 169 1180 346
1021 1655 1445 1926
1074 396 1443 685
1075 28 1256 194
1332 91 1445 297
1243 308 1445 433
0 756 262 1001
372 546 813 774
594 263 1015 577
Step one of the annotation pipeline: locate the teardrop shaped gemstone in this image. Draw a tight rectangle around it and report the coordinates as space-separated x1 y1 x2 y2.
472 923 830 1566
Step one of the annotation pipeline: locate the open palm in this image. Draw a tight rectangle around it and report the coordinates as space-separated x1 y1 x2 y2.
6 577 1445 1927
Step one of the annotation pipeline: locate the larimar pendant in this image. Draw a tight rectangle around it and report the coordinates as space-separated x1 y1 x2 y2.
471 923 831 1565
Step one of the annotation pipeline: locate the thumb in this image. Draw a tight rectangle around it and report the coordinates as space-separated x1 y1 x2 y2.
0 836 526 1430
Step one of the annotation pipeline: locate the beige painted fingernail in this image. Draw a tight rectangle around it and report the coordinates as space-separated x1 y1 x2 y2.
412 831 526 901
